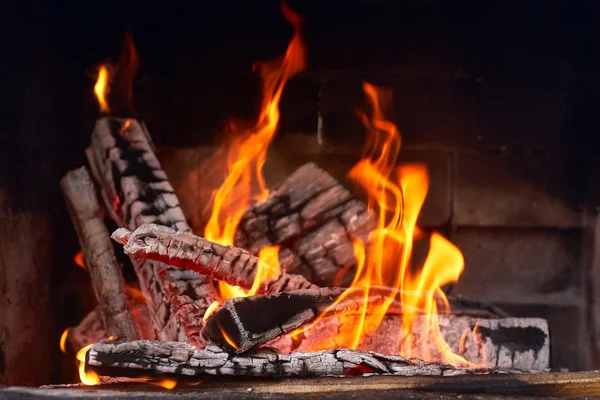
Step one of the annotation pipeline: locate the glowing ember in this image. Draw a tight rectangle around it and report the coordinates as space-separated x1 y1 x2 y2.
73 250 85 270
126 285 149 304
94 65 110 113
298 82 473 367
203 2 305 301
76 344 100 386
151 379 177 389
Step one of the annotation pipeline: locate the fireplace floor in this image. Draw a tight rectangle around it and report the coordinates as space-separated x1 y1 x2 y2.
2 372 600 399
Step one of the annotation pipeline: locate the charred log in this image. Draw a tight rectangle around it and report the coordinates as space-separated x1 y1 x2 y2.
85 117 219 346
87 340 503 379
270 314 550 371
112 224 318 294
201 288 509 354
235 163 376 286
60 167 140 341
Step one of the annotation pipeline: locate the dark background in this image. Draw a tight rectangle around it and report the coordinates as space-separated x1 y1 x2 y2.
1 0 599 385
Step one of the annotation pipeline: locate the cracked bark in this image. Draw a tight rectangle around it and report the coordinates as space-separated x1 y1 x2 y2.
235 163 376 286
60 167 140 341
85 117 219 346
201 288 509 354
112 224 318 294
87 340 508 379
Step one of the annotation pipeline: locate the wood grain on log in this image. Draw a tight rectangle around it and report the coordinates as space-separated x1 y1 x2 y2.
85 117 219 346
201 288 509 354
87 340 504 379
60 167 140 341
112 224 318 294
235 163 376 286
269 315 550 371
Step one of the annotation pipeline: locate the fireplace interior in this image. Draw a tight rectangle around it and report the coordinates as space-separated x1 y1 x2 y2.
1 0 600 397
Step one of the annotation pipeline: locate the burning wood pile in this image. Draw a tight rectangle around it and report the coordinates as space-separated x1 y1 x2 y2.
59 3 550 387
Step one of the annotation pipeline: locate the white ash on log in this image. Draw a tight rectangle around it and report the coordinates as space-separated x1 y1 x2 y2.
85 117 219 346
60 167 140 341
201 288 509 354
269 315 550 371
112 223 318 293
235 163 376 286
86 340 507 379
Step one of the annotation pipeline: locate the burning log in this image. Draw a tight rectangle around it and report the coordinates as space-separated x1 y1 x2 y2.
86 340 501 379
201 288 507 354
235 163 376 286
60 167 140 341
112 223 318 294
270 315 550 371
85 117 219 345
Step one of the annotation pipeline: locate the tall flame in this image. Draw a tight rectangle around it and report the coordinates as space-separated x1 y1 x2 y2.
94 65 110 113
301 82 470 367
93 30 140 115
203 2 305 300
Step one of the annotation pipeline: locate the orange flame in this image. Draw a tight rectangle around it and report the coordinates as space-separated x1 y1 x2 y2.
76 344 100 385
92 30 140 115
300 82 473 367
203 2 305 301
219 322 239 350
203 301 221 323
59 328 70 354
126 285 150 304
94 65 110 113
73 250 86 270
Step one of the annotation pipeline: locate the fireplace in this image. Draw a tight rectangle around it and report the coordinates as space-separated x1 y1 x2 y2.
1 0 600 397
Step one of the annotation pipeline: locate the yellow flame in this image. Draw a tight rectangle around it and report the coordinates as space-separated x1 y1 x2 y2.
59 328 70 354
203 3 305 301
297 82 478 368
76 344 100 386
94 66 110 113
203 301 221 323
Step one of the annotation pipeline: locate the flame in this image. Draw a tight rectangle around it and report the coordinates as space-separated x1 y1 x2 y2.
203 301 221 323
299 82 475 367
59 328 70 354
150 379 177 390
73 250 86 270
92 30 140 115
219 322 239 350
203 2 305 301
94 65 110 113
126 285 150 304
76 344 100 386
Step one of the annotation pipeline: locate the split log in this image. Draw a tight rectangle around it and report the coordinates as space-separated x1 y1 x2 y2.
85 117 219 346
235 163 377 286
112 223 318 293
269 314 550 371
60 167 139 341
201 288 508 354
87 340 504 379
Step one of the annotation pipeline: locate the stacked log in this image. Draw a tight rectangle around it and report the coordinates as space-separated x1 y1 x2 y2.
84 117 220 347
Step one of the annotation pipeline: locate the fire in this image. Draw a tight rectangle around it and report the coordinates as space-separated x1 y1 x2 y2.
94 65 110 113
73 250 86 270
203 2 305 301
76 344 100 386
299 82 472 367
59 328 70 354
203 301 221 323
92 30 140 114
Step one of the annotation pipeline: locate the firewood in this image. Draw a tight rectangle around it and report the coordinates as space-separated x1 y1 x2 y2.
85 117 219 346
66 309 107 354
235 163 376 286
201 288 509 354
86 340 505 379
60 167 140 341
269 314 550 371
112 224 318 294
